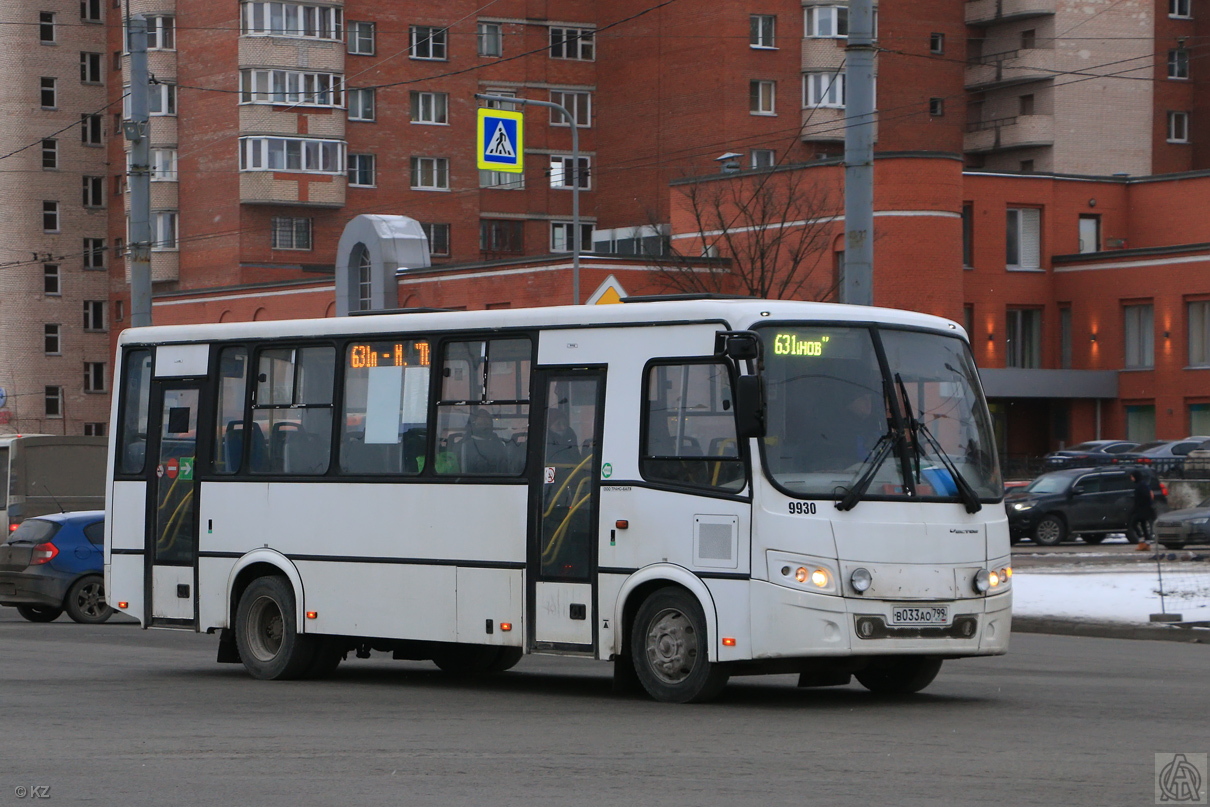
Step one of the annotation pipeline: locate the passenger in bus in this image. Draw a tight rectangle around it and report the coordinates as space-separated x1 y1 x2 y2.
459 408 509 474
545 410 582 467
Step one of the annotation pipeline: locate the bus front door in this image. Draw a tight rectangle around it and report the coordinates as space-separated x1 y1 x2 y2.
145 383 201 628
529 369 605 652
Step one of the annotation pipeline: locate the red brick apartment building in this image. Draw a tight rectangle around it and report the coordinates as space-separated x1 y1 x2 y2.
71 0 1210 462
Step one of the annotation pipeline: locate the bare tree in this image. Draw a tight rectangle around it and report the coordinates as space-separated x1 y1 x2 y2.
653 166 843 301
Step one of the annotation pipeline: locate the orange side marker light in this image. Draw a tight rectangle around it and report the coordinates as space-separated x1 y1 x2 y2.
722 637 737 647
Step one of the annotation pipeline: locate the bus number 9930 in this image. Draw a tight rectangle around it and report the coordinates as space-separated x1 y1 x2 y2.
788 501 817 515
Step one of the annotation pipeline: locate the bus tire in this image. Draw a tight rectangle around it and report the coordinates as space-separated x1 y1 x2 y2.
630 587 729 703
16 604 62 622
234 576 315 680
855 656 942 695
65 575 113 624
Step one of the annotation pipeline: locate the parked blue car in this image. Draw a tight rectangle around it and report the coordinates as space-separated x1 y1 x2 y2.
0 511 111 623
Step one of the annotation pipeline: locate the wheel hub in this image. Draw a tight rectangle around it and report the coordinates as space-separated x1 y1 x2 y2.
247 596 285 662
645 608 698 685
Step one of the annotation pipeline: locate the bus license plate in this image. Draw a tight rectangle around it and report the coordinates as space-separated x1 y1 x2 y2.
889 605 950 627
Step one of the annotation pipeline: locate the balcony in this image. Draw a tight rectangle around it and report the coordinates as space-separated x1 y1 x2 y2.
240 172 346 207
801 107 878 143
966 0 1056 26
964 114 1054 153
965 47 1055 90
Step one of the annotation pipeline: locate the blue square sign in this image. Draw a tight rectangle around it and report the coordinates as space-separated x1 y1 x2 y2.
477 108 524 173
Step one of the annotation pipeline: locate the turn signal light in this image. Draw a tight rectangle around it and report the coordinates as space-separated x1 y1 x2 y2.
29 542 59 565
1005 566 1013 579
500 622 512 632
306 611 318 620
117 602 129 609
810 569 830 588
615 520 629 530
722 637 737 647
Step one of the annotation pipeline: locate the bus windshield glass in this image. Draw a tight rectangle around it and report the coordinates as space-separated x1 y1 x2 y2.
759 325 1001 502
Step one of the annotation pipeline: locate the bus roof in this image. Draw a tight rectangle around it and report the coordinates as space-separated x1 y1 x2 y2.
118 299 966 346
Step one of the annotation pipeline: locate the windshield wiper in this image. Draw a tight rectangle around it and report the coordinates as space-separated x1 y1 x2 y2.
835 428 897 512
895 373 982 514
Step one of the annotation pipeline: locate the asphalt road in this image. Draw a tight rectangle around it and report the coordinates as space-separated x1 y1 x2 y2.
1 607 1206 807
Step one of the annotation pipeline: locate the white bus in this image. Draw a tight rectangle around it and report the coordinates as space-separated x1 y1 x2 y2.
105 298 1010 702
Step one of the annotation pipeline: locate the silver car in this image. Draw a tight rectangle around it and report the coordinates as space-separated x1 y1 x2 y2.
1154 497 1210 549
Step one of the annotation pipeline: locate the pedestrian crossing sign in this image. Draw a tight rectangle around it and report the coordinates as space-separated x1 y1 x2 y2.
477 108 524 173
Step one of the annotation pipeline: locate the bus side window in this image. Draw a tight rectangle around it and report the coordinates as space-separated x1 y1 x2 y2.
249 346 335 476
213 346 249 475
434 338 531 477
641 361 746 493
339 340 430 476
118 349 153 474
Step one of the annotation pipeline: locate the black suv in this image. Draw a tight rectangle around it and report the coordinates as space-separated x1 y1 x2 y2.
1005 468 1167 546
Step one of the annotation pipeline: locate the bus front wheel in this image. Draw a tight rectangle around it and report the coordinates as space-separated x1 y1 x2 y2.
855 656 942 695
235 576 316 680
630 587 729 703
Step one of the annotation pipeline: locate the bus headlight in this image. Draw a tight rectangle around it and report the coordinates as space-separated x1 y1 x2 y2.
769 552 839 595
974 569 991 593
850 567 873 594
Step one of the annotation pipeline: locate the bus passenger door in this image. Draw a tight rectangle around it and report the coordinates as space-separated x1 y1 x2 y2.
528 369 605 652
145 382 202 628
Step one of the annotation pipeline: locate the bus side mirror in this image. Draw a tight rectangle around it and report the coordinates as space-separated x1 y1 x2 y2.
734 376 766 439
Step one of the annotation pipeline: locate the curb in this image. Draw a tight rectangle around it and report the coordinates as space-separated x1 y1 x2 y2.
1012 615 1209 643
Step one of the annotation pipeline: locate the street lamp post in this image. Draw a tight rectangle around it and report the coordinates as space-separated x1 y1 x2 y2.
475 94 582 305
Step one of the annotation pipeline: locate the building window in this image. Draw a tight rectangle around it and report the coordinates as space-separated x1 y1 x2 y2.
83 238 105 269
422 223 450 257
271 216 312 250
1060 306 1073 369
1188 300 1210 366
550 155 590 189
1170 0 1192 18
82 176 104 208
40 77 57 108
144 15 175 49
355 250 372 310
81 114 103 145
40 12 56 43
480 169 523 189
480 220 524 254
80 51 103 83
44 264 61 295
1191 404 1210 436
239 69 344 106
84 362 107 392
122 82 176 115
929 32 944 54
1078 215 1100 253
113 300 124 322
1019 159 1034 173
410 25 447 60
551 222 593 253
84 300 106 331
80 0 101 22
962 202 974 268
1006 207 1041 270
549 26 594 60
1169 49 1190 79
239 137 345 173
347 153 375 187
805 6 847 37
1168 111 1190 143
241 2 343 40
481 90 517 110
750 15 776 48
750 149 776 169
84 422 106 437
1124 303 1155 369
45 387 63 418
1019 94 1035 116
410 91 448 124
43 201 59 232
929 97 944 116
477 22 502 56
1006 308 1042 368
42 140 58 169
45 324 61 355
347 21 374 55
348 88 375 121
804 72 845 108
1125 405 1156 443
549 90 591 127
152 212 178 251
750 80 776 115
150 148 178 181
410 156 449 190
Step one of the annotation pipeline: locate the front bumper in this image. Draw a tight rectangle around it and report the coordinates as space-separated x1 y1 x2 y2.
1006 508 1041 536
0 569 71 608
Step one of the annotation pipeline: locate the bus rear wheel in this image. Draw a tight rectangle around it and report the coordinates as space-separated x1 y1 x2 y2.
630 587 729 703
235 576 315 680
855 656 942 695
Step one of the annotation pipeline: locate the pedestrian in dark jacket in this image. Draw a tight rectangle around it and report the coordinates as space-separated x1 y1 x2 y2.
1130 469 1156 545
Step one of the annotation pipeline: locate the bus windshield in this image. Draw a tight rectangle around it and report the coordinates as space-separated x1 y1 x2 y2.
759 325 1001 503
